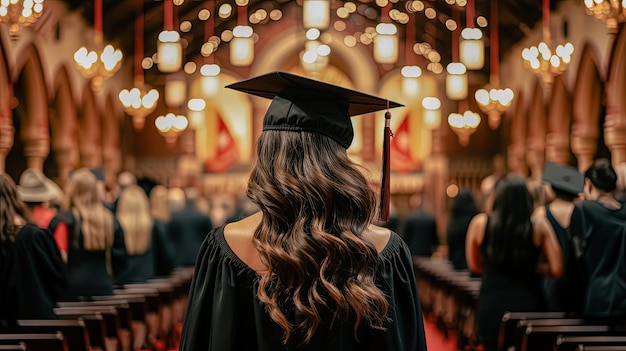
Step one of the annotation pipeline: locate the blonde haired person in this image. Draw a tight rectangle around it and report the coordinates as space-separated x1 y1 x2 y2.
150 185 171 223
48 168 127 299
115 185 174 284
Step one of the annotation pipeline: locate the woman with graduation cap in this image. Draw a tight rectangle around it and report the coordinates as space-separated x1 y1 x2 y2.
179 72 427 351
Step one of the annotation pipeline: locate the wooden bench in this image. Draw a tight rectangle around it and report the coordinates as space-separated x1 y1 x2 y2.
0 333 66 351
555 335 626 351
52 310 107 351
521 325 626 351
0 344 28 350
0 319 90 351
497 311 568 351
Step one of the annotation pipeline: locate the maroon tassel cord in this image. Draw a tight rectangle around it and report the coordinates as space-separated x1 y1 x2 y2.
379 110 392 222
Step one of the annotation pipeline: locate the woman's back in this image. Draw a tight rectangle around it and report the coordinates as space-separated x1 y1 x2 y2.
0 224 68 321
179 216 426 351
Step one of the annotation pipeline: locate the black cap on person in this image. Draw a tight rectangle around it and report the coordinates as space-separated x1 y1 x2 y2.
542 162 584 195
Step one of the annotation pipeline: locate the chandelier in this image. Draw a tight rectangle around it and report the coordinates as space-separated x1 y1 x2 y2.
155 113 188 143
73 0 123 90
448 110 481 146
521 0 573 85
474 0 514 130
475 88 514 129
583 0 626 33
119 0 159 131
0 0 44 34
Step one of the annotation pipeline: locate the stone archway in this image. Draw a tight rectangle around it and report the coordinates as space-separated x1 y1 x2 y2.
48 64 79 187
79 81 101 168
508 91 527 177
546 75 572 165
525 77 546 179
571 42 603 172
605 25 626 166
5 43 49 181
0 29 13 174
102 92 121 190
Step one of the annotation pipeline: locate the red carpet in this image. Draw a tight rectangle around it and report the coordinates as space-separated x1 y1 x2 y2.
423 315 459 351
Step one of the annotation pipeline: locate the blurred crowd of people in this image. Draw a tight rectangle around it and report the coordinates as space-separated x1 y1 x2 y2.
0 167 259 323
400 158 626 351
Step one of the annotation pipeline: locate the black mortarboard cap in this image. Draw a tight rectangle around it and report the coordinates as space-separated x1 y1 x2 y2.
226 71 403 222
542 162 584 195
225 71 403 148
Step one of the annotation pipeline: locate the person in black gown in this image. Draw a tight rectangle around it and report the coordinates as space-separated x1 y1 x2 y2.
179 72 427 351
114 185 174 284
466 176 563 351
446 189 478 270
167 188 213 268
0 173 67 321
535 162 584 313
48 168 127 300
570 158 626 317
403 194 439 257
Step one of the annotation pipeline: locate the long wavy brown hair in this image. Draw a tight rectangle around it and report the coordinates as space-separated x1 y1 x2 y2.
0 174 30 255
247 130 389 344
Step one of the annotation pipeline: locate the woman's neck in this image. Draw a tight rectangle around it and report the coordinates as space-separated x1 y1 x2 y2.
597 193 621 210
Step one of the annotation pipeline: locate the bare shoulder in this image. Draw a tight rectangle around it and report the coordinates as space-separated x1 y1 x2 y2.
223 212 265 272
362 224 392 254
467 213 488 243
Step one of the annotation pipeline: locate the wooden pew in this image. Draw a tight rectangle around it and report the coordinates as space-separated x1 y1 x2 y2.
497 311 568 351
0 319 90 351
520 325 626 351
90 295 150 351
0 333 66 351
555 335 626 351
52 310 107 351
0 345 28 350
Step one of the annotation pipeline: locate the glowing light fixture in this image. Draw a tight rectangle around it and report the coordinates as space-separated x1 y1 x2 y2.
303 0 330 30
119 0 159 131
73 0 122 90
374 23 398 64
460 28 484 69
157 0 182 72
0 0 45 34
200 63 221 96
422 97 441 130
583 0 626 33
446 62 468 100
401 66 421 97
448 110 481 146
165 73 187 107
230 4 254 66
475 88 514 129
155 113 188 143
522 0 573 85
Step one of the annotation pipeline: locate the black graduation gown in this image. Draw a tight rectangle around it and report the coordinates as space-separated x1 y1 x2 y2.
0 224 68 321
115 219 175 285
48 211 127 300
403 210 439 257
570 200 626 317
179 226 427 351
167 204 213 267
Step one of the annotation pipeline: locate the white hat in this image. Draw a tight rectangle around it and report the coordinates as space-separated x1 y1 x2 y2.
17 169 62 203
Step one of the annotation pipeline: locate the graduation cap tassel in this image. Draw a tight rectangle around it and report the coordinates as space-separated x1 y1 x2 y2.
379 108 392 222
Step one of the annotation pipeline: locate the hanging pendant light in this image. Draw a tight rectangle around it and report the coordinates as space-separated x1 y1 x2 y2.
459 0 484 70
230 3 254 66
118 0 159 131
303 0 330 30
157 0 182 72
73 0 123 90
200 0 221 97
